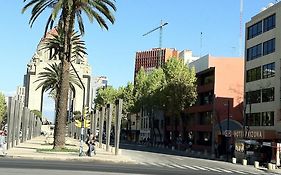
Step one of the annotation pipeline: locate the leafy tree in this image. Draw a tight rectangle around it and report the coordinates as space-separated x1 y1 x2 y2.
163 58 197 139
23 0 116 149
0 92 7 128
31 110 43 119
94 86 118 109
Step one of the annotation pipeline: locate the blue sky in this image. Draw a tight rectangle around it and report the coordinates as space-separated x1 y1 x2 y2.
0 0 276 121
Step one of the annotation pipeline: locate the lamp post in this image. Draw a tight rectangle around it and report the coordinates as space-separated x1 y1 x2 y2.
70 62 85 156
227 100 230 162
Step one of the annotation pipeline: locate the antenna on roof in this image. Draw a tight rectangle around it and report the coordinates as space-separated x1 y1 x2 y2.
200 32 203 57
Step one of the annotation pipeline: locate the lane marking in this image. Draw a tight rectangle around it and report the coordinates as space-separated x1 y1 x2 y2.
205 167 222 172
192 165 209 171
181 164 199 170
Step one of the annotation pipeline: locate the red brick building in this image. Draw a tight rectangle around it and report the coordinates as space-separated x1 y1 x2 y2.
134 48 179 77
165 54 244 153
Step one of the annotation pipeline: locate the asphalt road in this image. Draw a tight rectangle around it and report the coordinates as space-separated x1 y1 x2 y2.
120 143 277 175
0 143 278 175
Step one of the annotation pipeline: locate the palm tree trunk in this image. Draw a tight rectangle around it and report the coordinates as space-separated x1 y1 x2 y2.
53 5 74 149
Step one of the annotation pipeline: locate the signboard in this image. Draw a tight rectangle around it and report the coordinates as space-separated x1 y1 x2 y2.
233 130 263 139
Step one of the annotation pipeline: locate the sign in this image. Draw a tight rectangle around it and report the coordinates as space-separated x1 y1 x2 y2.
233 130 263 139
224 130 232 137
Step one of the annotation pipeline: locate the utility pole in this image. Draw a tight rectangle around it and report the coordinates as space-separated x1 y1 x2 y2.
143 20 168 67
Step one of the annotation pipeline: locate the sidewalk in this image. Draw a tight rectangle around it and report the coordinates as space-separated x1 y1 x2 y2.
5 136 135 163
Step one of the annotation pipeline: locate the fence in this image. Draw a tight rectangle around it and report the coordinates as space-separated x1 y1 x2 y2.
6 97 42 150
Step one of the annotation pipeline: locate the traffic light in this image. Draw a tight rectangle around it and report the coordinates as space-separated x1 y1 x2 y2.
83 107 89 118
75 119 90 128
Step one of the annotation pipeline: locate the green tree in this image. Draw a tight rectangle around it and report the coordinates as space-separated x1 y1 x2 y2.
23 0 116 149
94 86 118 109
30 110 43 119
0 92 7 128
35 62 82 108
163 58 197 139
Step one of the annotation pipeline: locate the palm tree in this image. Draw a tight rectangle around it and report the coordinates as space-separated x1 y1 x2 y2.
35 62 82 109
23 0 116 149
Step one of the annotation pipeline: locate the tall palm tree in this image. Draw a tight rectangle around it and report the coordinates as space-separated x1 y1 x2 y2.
23 0 116 149
35 62 82 108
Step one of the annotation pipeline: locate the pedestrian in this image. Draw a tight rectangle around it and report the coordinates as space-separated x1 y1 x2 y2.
86 132 95 156
0 131 7 156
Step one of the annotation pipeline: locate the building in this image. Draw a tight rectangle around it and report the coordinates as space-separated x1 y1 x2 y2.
90 76 108 109
134 48 179 77
15 86 25 105
165 54 244 153
23 28 92 114
242 1 281 164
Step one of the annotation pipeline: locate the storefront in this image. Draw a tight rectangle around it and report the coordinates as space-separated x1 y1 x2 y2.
233 130 280 165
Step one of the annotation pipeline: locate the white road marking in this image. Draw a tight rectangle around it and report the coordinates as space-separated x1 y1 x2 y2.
181 164 199 170
205 167 222 172
192 165 209 171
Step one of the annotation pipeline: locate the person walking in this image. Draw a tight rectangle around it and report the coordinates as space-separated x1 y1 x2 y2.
0 131 7 156
86 132 95 156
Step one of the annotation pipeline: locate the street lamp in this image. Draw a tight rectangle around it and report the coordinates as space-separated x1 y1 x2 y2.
70 62 85 156
224 100 230 161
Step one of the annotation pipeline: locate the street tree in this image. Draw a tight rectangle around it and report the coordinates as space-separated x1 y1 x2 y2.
162 58 197 140
23 0 116 149
0 92 7 128
94 86 118 109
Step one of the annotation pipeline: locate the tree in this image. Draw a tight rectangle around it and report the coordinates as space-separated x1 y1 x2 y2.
162 58 197 140
23 0 116 149
94 86 118 109
35 62 82 109
0 92 7 128
30 110 43 119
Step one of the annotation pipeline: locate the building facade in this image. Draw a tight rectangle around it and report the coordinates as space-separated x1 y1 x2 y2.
23 29 92 114
165 54 244 152
242 1 281 164
134 48 179 77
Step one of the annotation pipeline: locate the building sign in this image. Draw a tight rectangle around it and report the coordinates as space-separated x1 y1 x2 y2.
233 130 263 139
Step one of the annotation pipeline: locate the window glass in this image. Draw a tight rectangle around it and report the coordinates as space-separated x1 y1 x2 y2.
247 43 262 61
263 38 275 55
261 111 274 126
247 21 262 40
246 90 261 104
246 66 261 82
262 87 274 102
263 14 276 32
247 113 261 126
262 62 275 78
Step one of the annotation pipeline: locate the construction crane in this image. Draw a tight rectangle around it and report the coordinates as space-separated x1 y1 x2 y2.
143 20 168 67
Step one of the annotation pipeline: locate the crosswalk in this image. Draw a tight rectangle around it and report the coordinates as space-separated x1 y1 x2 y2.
137 162 277 174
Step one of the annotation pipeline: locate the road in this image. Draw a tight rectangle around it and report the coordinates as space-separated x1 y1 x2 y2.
0 143 279 175
120 143 278 175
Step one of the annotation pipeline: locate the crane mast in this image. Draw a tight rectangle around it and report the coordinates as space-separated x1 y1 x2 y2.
143 20 168 67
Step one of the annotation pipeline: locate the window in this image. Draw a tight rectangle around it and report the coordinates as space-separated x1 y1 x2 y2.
247 43 262 61
247 113 261 126
199 91 214 105
262 87 274 102
246 90 261 104
246 66 261 82
261 111 274 126
199 111 212 125
262 62 275 78
263 38 275 55
263 14 275 32
247 21 262 39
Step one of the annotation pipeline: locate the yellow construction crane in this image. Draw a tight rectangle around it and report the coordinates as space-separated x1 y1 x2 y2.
143 20 168 67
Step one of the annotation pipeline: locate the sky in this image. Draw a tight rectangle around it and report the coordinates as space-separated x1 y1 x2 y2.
0 0 277 121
